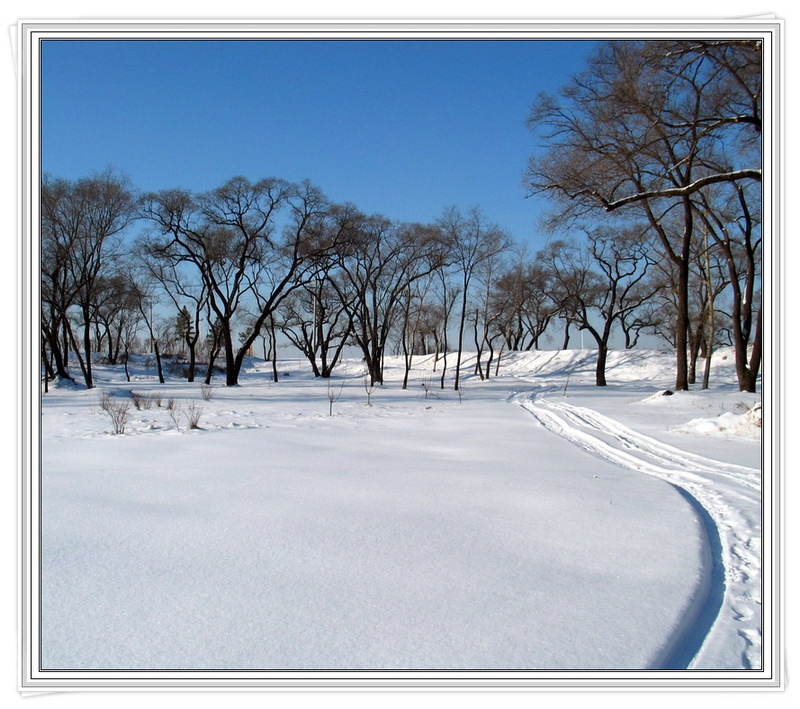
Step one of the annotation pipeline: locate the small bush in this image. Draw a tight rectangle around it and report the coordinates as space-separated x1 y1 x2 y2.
131 391 153 410
420 373 432 400
363 374 375 406
105 399 131 435
185 401 204 429
152 390 165 407
200 383 214 401
99 390 113 412
168 401 182 430
327 378 344 416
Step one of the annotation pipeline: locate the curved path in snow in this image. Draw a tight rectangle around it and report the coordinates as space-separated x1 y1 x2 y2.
515 388 762 670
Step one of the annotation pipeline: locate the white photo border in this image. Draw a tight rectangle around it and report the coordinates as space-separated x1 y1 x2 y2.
18 17 784 691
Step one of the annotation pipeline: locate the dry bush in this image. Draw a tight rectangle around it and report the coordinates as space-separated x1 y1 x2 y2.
99 390 113 412
363 374 375 406
327 378 344 416
168 401 182 431
420 373 432 400
185 401 204 429
131 391 153 410
105 399 131 435
200 383 214 401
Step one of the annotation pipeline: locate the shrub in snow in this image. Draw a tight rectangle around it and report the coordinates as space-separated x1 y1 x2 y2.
168 401 182 431
98 390 113 413
130 391 153 410
104 399 131 435
200 383 214 401
327 378 344 416
185 401 204 429
420 373 432 400
363 374 375 406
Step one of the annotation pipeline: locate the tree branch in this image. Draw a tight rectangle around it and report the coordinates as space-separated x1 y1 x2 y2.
604 169 762 211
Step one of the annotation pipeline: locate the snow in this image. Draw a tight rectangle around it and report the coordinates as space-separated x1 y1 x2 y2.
39 347 762 672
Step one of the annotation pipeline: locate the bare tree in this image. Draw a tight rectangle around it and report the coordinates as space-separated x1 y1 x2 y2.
470 248 509 380
280 204 371 378
693 182 762 391
397 274 436 390
331 216 448 386
434 267 462 389
437 206 510 391
41 171 137 388
141 176 336 386
119 268 167 384
491 256 556 352
539 226 658 386
136 237 209 382
326 378 345 417
525 40 761 390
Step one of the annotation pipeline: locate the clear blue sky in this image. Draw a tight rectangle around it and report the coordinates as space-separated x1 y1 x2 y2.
41 39 597 249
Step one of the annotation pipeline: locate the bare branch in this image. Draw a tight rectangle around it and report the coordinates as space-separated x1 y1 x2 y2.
605 169 762 212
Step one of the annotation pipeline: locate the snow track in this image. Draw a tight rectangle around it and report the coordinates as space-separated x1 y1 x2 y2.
516 389 762 670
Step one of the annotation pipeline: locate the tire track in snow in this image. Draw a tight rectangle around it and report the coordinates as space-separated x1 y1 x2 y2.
515 390 762 670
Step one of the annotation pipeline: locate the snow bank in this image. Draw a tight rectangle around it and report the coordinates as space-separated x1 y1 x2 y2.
671 402 762 441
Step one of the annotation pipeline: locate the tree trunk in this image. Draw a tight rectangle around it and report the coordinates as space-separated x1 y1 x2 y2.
494 345 504 377
485 339 495 379
738 305 762 393
205 346 220 385
701 343 713 390
224 326 238 386
453 288 468 391
672 199 693 391
124 345 131 383
473 310 485 381
66 319 90 389
187 343 196 382
41 344 52 393
270 316 279 383
153 341 165 384
595 342 608 387
688 335 700 385
44 324 73 381
81 307 95 389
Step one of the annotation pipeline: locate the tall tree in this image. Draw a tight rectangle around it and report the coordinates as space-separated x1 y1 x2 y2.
277 276 354 379
525 40 761 390
134 233 210 382
492 258 555 352
332 216 448 386
437 207 510 391
539 227 658 386
693 183 762 391
41 171 137 389
141 176 333 386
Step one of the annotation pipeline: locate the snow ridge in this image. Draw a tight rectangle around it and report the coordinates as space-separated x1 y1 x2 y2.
516 389 762 670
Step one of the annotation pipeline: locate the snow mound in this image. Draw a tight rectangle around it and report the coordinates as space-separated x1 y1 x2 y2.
671 403 761 440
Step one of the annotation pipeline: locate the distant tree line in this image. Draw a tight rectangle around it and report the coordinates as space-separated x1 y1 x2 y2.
40 39 762 393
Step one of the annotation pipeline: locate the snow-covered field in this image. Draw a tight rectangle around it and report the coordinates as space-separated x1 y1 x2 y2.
39 348 762 672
